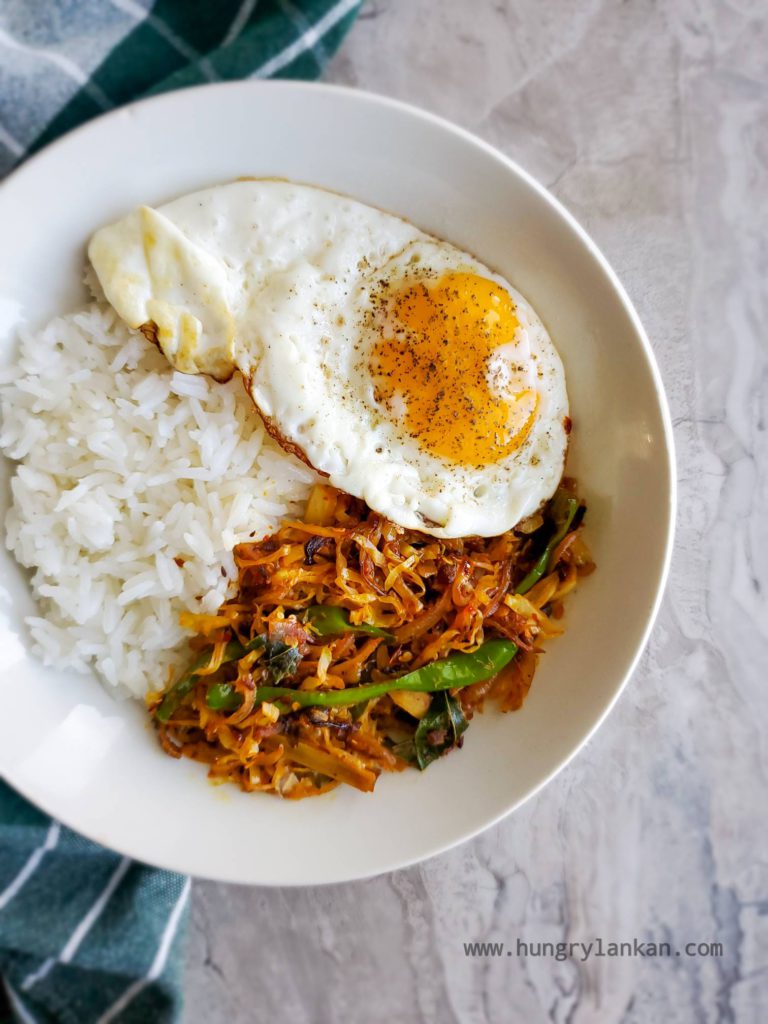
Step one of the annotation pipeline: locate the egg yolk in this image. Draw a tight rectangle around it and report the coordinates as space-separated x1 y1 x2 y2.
370 272 538 466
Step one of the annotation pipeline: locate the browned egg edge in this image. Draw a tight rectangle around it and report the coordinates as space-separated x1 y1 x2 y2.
140 320 575 529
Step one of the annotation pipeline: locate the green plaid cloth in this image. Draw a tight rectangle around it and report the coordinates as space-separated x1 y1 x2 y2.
0 1 361 1021
0 788 191 1024
0 0 362 175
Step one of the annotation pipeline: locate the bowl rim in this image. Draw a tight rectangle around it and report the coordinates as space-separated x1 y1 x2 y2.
0 79 676 884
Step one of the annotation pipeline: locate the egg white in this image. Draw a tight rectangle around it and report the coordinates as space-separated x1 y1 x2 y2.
89 180 569 538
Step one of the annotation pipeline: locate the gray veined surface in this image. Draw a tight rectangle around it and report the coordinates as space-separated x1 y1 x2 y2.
184 1 768 1021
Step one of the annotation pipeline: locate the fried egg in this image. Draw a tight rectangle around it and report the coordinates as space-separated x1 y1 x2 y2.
89 180 569 538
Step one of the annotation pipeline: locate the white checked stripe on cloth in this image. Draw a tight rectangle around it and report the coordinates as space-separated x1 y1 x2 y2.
95 877 192 1024
20 857 133 992
252 0 360 79
0 822 61 912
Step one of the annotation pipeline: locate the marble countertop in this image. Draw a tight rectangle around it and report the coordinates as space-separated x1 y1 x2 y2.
185 2 768 1020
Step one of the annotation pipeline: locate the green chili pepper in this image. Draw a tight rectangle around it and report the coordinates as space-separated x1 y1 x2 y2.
304 604 393 639
516 494 580 595
205 682 242 712
251 639 518 710
155 636 265 723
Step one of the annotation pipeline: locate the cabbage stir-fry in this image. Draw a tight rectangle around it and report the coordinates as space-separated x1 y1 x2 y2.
148 484 594 798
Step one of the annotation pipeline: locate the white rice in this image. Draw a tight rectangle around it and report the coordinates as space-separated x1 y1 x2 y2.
0 303 318 698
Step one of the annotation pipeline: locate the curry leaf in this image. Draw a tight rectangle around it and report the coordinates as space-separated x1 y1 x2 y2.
413 692 469 770
264 640 302 683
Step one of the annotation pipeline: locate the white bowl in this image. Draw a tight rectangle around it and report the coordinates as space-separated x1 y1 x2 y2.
0 82 675 885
